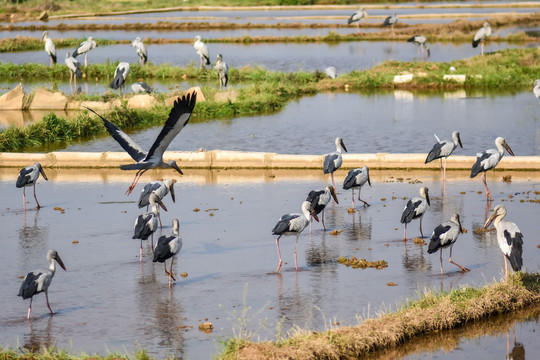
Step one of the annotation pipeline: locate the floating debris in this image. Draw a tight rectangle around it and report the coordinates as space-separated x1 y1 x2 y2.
386 282 398 286
72 240 79 244
347 208 355 213
199 322 213 333
193 208 200 212
329 229 343 236
413 237 426 245
474 227 496 234
502 175 512 183
181 272 188 277
337 256 388 270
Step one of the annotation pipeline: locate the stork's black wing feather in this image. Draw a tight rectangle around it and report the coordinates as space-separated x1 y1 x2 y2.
425 142 444 163
504 230 523 271
427 225 451 253
470 152 491 178
18 272 42 299
401 199 422 224
16 167 33 188
272 214 300 235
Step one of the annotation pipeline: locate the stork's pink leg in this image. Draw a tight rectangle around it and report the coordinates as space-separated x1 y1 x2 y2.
419 217 424 238
439 249 444 275
294 236 299 271
139 240 143 262
351 189 355 208
45 291 54 314
330 173 336 194
27 298 33 319
126 170 146 195
33 184 41 209
275 236 283 272
449 246 470 272
23 187 27 211
403 223 407 241
321 209 326 231
481 173 492 201
358 187 370 207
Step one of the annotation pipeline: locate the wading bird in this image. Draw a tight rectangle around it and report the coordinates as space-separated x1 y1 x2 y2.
153 219 182 288
110 62 130 96
306 185 338 232
133 193 167 261
427 213 469 275
472 22 492 56
72 36 96 67
325 66 337 79
425 131 463 183
343 166 371 208
470 137 514 201
272 201 319 272
532 79 540 99
407 35 430 57
138 179 176 227
400 186 430 241
65 52 82 91
16 162 48 210
484 204 523 283
18 249 66 319
85 91 197 195
193 35 210 69
132 37 148 65
347 8 367 33
323 137 348 193
214 54 228 90
382 14 398 36
131 82 153 94
41 31 56 67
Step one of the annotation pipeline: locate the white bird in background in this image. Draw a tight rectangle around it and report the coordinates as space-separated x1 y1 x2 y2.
306 185 339 232
400 186 430 241
342 166 371 208
407 35 430 57
18 249 66 319
110 62 130 96
325 66 337 79
470 137 514 201
41 31 56 67
214 54 229 90
72 36 97 67
323 137 348 193
132 37 148 65
425 131 463 183
382 14 398 36
153 219 182 288
427 213 469 275
272 201 319 272
531 79 540 99
193 35 210 69
472 22 492 56
132 82 153 94
16 162 48 210
133 193 168 261
484 204 524 283
85 91 197 195
347 8 367 33
65 52 82 92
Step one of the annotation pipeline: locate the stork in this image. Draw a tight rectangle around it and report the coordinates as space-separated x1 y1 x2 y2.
132 37 148 65
65 52 82 92
110 62 130 97
407 35 430 57
16 162 48 210
400 186 430 241
472 22 492 56
425 131 463 183
193 35 210 69
138 179 176 227
306 185 338 232
382 14 398 36
347 8 367 33
153 219 182 288
214 54 229 90
41 31 56 68
72 36 97 67
427 213 469 275
133 193 167 261
323 137 348 193
343 166 371 208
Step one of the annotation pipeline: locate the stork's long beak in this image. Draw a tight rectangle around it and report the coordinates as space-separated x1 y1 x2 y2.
504 142 515 156
330 187 339 204
367 173 372 187
458 136 463 149
341 139 348 153
55 254 67 271
171 162 184 175
484 212 496 229
170 186 176 203
426 47 431 57
39 166 48 181
157 199 168 212
457 217 464 234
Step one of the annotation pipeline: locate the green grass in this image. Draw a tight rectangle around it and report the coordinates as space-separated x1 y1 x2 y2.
0 346 153 360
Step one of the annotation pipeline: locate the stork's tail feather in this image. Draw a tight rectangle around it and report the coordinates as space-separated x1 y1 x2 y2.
52 54 57 63
407 36 416 43
470 161 483 178
204 55 210 65
472 39 481 48
75 67 82 79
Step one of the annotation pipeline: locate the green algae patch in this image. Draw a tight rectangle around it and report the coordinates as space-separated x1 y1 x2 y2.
218 272 540 360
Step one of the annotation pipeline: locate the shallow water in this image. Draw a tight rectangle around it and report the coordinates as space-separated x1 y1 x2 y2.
62 90 540 156
0 168 538 359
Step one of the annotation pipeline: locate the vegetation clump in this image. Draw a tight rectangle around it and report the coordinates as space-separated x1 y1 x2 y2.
337 256 388 269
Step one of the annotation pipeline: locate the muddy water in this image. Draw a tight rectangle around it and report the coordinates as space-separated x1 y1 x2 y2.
0 168 538 358
63 90 540 156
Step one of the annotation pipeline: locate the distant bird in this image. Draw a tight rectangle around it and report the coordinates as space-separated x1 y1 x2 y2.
325 66 337 79
110 62 130 96
449 66 456 73
400 186 430 241
272 201 319 272
41 31 56 67
132 37 148 65
382 14 398 36
323 137 348 193
153 219 182 288
427 213 469 275
472 22 492 56
138 179 176 227
306 185 338 232
347 8 367 33
470 137 514 201
72 36 97 67
532 79 540 99
133 193 167 261
484 204 524 283
132 82 153 94
65 52 82 90
407 35 430 57
18 249 66 319
193 35 210 69
425 131 463 183
85 91 197 195
342 166 371 208
16 162 48 210
214 54 228 90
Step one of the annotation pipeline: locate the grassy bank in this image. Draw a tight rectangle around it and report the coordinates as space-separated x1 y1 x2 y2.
218 272 540 359
0 347 151 360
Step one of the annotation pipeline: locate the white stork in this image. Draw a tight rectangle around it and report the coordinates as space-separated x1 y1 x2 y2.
131 82 153 94
72 36 97 67
16 162 48 210
65 52 82 92
470 137 514 201
272 201 319 272
382 14 398 36
407 35 430 57
133 193 167 261
193 35 210 69
214 54 229 90
425 131 463 183
400 186 430 241
41 31 56 68
427 213 469 275
153 219 182 288
347 8 367 33
132 37 148 65
484 204 524 283
342 165 371 208
85 91 197 195
472 22 492 56
110 62 130 97
306 185 338 232
323 137 348 193
18 249 66 319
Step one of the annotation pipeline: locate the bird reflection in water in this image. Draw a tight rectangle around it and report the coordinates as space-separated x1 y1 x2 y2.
507 325 525 360
23 315 54 353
